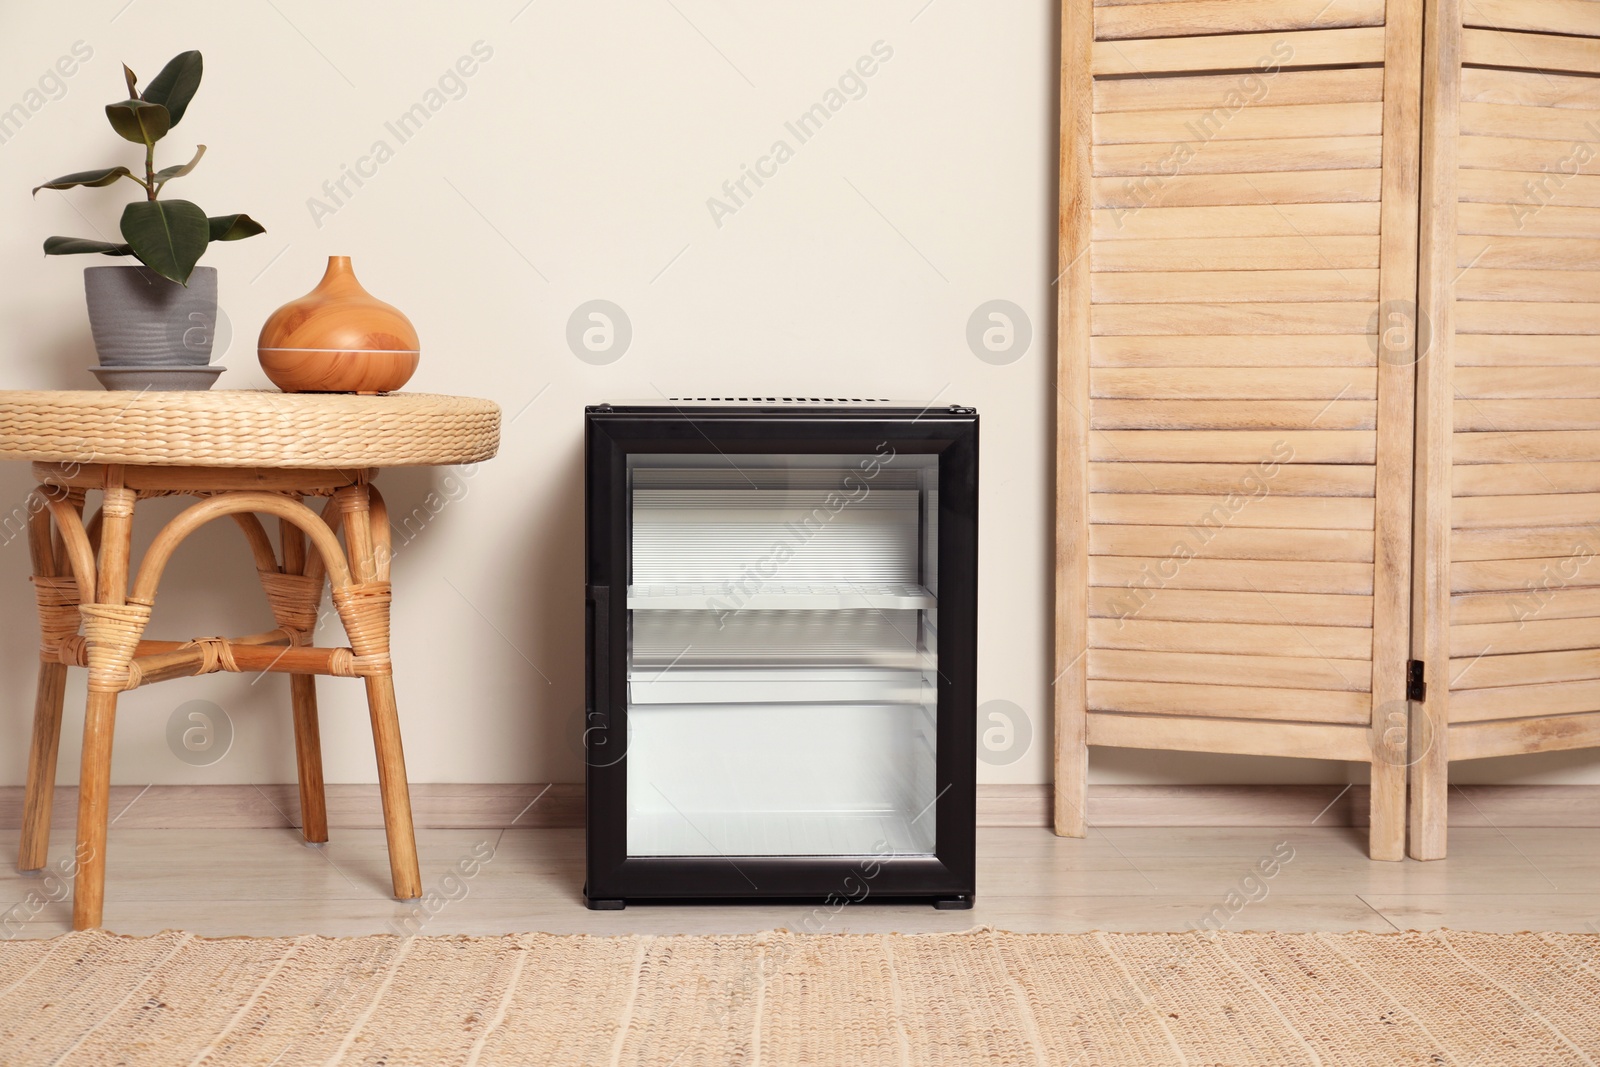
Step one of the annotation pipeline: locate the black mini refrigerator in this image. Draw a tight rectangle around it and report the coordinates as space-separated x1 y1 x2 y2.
583 400 978 909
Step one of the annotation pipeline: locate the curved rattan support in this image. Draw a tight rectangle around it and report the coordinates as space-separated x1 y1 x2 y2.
303 496 343 588
30 488 58 574
85 505 104 559
367 484 392 582
36 491 96 604
230 513 280 574
49 488 84 574
132 492 354 605
231 508 328 645
41 489 82 579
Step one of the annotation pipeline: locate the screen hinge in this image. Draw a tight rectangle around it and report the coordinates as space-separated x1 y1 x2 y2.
1406 659 1427 703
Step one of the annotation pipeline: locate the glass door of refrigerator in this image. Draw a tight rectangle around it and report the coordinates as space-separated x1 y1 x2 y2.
625 451 939 859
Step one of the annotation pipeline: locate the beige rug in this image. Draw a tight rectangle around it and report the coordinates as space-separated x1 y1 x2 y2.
1 928 1597 1065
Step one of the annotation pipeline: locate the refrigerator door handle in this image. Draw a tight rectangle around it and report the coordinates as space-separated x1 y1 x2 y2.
586 584 611 735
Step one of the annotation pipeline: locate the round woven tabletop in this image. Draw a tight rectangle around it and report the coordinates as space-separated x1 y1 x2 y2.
0 390 500 469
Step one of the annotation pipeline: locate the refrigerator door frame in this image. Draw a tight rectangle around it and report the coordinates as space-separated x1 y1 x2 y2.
583 406 978 906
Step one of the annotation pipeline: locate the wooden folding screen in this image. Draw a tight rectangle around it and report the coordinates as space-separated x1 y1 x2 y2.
1055 0 1424 859
1412 0 1600 858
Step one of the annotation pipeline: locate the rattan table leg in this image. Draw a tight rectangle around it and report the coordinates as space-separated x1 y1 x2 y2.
72 689 117 930
19 499 69 873
73 479 139 931
364 673 422 900
18 664 68 873
335 485 421 901
279 516 330 844
289 677 330 845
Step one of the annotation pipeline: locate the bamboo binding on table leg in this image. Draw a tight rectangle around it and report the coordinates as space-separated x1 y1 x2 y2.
333 483 421 901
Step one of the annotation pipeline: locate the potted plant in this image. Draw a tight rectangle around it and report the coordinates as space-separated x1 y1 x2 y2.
32 50 264 390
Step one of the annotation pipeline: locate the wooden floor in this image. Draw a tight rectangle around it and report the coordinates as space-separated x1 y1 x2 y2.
3 825 1597 938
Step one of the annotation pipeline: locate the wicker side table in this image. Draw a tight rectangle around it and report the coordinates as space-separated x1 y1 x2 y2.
0 390 500 929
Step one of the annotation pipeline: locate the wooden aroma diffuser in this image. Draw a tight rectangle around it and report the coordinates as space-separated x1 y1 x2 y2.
258 256 420 394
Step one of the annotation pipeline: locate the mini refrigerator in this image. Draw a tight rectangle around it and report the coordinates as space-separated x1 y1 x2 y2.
583 400 978 909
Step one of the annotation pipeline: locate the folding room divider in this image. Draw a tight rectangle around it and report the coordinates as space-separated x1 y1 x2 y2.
1410 0 1600 858
1055 0 1600 860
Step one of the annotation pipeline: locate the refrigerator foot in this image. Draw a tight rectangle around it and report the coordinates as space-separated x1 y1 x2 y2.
932 895 973 910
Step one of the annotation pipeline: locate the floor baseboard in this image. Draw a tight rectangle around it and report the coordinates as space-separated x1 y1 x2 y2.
1 783 1595 831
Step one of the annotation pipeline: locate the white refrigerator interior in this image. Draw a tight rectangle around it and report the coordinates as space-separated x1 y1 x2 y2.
625 453 940 858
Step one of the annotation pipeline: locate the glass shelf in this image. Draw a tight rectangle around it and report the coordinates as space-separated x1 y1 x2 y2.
629 666 936 706
632 608 936 670
627 582 935 611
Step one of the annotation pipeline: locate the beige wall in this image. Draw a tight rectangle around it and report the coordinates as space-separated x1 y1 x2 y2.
0 0 1590 788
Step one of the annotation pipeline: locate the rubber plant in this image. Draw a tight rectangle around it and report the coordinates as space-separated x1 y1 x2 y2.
32 50 264 285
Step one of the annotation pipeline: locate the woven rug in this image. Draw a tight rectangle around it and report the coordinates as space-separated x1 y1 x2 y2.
2 928 1597 1065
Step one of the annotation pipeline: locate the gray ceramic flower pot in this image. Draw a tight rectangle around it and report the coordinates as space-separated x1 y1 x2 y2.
83 265 218 370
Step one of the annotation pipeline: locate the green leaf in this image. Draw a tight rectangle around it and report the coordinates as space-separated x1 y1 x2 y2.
207 213 266 242
153 144 206 184
105 99 170 145
32 166 135 196
140 51 203 127
122 64 138 98
119 199 209 284
44 236 135 256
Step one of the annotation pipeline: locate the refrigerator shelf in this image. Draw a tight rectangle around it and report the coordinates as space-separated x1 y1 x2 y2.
632 608 935 669
628 666 936 706
628 582 935 611
634 487 921 510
